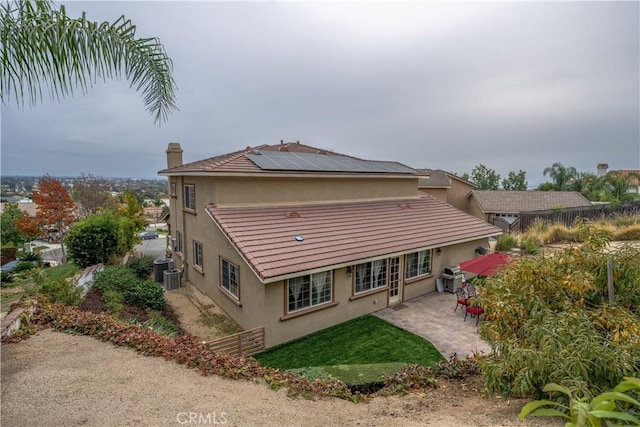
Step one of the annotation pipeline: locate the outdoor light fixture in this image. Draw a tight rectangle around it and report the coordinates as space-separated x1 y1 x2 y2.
436 247 442 255
346 266 352 277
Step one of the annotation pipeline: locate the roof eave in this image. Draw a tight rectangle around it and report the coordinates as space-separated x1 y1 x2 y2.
260 231 502 284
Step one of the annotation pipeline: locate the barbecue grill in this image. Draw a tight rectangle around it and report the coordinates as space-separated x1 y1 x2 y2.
441 265 464 293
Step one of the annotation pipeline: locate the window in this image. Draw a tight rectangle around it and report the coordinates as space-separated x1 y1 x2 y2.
175 230 183 254
405 250 431 279
193 240 203 270
220 258 239 299
354 259 387 294
184 184 195 210
170 182 177 197
288 271 332 313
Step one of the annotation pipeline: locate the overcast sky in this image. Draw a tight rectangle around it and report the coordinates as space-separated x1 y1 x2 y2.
1 1 639 187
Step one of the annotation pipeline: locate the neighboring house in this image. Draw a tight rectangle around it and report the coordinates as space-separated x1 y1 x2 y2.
467 190 593 232
159 141 502 348
415 169 475 212
596 163 640 194
610 170 640 194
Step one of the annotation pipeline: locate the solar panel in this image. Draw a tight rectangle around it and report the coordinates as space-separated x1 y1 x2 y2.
246 150 415 174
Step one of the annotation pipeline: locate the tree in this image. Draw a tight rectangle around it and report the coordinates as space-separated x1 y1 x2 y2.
120 190 146 232
501 170 528 191
470 164 500 190
601 173 640 206
72 174 116 218
0 202 25 245
542 162 579 191
569 172 604 201
18 176 76 260
1 0 177 123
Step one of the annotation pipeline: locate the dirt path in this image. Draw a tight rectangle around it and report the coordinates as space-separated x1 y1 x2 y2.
164 284 241 341
1 330 560 427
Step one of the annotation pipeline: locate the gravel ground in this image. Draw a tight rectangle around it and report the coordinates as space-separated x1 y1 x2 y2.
1 330 561 427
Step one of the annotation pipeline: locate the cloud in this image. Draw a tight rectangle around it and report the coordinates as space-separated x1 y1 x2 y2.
1 1 638 187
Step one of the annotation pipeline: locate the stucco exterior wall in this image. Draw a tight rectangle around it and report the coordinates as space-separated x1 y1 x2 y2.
213 176 418 206
447 179 474 212
419 188 447 203
467 195 489 222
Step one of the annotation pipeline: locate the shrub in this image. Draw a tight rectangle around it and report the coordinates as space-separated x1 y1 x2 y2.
138 310 181 336
66 213 119 267
19 251 42 263
14 260 37 272
478 227 640 399
102 290 124 316
496 233 517 251
126 255 155 279
40 277 83 306
123 280 165 311
93 266 138 294
542 224 578 244
521 235 540 254
519 377 640 426
614 224 640 241
1 271 14 285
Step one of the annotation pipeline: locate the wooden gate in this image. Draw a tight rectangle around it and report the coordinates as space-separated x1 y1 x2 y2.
205 327 265 356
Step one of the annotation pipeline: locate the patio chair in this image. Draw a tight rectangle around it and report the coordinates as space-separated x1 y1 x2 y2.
454 287 470 312
464 299 484 326
463 281 479 299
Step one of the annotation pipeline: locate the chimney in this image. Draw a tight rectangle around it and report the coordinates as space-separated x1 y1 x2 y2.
166 142 183 169
596 163 609 177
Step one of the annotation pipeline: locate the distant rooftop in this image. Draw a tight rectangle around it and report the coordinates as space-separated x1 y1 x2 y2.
470 190 592 214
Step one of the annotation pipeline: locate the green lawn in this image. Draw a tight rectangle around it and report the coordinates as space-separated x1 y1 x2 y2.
254 315 443 369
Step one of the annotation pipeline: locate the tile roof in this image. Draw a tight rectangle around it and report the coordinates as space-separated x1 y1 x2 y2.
159 142 415 176
470 190 592 214
610 170 640 186
206 193 502 283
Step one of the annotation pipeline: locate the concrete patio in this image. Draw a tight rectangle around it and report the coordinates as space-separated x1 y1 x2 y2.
374 291 491 359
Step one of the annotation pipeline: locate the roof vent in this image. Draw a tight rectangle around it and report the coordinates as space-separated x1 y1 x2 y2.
400 203 411 210
285 211 301 219
294 236 304 242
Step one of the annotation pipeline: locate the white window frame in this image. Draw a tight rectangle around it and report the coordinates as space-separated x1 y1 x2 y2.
287 271 332 313
184 184 195 210
220 258 240 300
354 259 387 294
175 230 183 254
405 250 432 280
193 240 203 270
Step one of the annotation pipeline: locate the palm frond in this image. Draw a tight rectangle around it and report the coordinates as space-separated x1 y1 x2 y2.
1 0 177 123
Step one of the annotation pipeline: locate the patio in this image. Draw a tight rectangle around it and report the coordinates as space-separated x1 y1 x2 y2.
374 291 491 359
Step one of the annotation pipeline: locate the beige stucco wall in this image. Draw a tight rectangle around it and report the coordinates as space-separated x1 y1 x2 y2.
467 195 489 222
419 188 447 203
214 176 418 206
447 179 474 212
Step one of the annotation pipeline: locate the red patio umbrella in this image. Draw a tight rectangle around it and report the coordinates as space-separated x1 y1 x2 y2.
459 253 511 276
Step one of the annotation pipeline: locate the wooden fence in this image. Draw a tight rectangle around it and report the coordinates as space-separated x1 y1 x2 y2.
205 326 265 357
518 201 640 231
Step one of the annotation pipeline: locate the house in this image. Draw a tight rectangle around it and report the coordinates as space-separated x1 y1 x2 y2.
415 169 475 212
159 141 502 347
609 170 640 195
595 163 640 194
467 190 593 232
